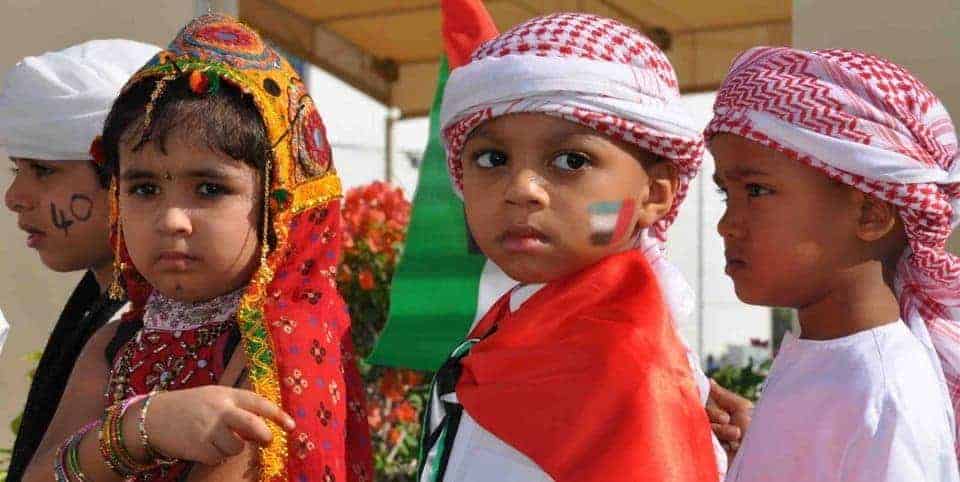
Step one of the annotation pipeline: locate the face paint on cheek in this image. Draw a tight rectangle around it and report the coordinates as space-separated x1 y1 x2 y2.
50 202 74 236
588 199 636 246
48 193 96 237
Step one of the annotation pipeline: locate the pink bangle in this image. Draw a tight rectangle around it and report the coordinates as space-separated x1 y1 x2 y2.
55 420 99 482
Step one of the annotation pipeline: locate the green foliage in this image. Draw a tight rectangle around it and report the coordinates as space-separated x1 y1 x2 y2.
708 359 772 402
0 447 9 482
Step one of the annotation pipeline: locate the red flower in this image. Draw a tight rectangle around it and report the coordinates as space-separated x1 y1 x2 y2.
385 219 404 234
392 401 417 423
336 264 352 284
367 208 387 225
366 232 384 254
367 406 384 431
379 369 406 402
358 270 375 291
388 428 403 445
399 370 424 387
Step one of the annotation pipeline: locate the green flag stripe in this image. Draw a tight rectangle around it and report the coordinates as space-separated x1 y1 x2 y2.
368 57 488 371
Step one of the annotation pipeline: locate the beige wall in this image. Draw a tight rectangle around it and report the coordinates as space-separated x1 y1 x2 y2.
794 0 960 254
0 0 195 450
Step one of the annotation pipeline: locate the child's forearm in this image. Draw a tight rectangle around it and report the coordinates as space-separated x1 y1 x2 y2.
23 398 159 482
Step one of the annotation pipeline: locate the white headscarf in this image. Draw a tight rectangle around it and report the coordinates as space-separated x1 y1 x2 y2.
0 39 160 161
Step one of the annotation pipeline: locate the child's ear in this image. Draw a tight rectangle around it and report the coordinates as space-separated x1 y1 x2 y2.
635 161 678 228
856 192 899 242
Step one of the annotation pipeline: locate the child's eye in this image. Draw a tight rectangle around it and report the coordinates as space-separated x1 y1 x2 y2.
474 150 507 168
552 152 590 171
197 183 229 197
29 163 55 178
746 183 774 197
128 183 160 197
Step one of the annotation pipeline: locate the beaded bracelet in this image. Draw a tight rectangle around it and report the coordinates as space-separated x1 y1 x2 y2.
138 389 179 466
53 440 69 482
98 394 154 476
55 421 98 482
98 400 134 476
67 421 98 481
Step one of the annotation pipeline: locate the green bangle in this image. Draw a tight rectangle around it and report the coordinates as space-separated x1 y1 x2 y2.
66 431 87 482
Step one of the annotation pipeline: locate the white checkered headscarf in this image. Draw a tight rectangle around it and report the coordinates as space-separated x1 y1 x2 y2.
440 12 704 243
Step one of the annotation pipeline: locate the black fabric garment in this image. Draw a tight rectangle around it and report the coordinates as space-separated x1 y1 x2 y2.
6 271 126 482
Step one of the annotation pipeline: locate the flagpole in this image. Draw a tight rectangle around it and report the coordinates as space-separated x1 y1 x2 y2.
384 109 397 182
696 151 705 360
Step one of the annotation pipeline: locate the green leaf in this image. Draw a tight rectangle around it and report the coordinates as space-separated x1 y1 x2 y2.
9 412 21 434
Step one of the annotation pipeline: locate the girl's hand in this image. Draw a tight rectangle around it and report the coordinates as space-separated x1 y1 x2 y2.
141 385 296 466
707 379 753 460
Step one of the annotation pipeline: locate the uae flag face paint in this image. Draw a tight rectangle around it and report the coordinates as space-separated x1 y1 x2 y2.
589 199 636 246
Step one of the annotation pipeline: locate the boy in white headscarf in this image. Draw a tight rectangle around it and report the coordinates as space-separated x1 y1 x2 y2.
708 47 960 481
0 38 158 481
417 6 726 480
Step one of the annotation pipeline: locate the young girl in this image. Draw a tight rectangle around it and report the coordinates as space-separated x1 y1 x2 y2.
416 10 723 482
707 47 960 481
22 14 372 482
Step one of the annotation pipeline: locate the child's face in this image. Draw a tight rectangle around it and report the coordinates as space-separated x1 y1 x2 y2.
460 113 673 283
5 158 112 272
711 134 863 308
118 132 263 302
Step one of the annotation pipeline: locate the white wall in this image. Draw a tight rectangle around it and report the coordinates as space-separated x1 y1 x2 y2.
794 0 960 254
668 93 772 359
305 65 425 196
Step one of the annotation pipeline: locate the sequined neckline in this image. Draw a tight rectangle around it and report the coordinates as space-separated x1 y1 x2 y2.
143 288 243 331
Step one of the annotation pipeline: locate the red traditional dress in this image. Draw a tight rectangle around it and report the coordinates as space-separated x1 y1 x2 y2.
104 13 372 482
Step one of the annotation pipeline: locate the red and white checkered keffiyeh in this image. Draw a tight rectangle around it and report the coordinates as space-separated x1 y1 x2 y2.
439 12 705 243
706 46 960 455
440 13 729 478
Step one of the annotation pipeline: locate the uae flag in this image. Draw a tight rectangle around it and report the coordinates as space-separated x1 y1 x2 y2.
368 0 507 371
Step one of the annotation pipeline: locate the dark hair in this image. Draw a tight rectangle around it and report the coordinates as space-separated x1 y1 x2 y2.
101 75 270 177
90 161 111 189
